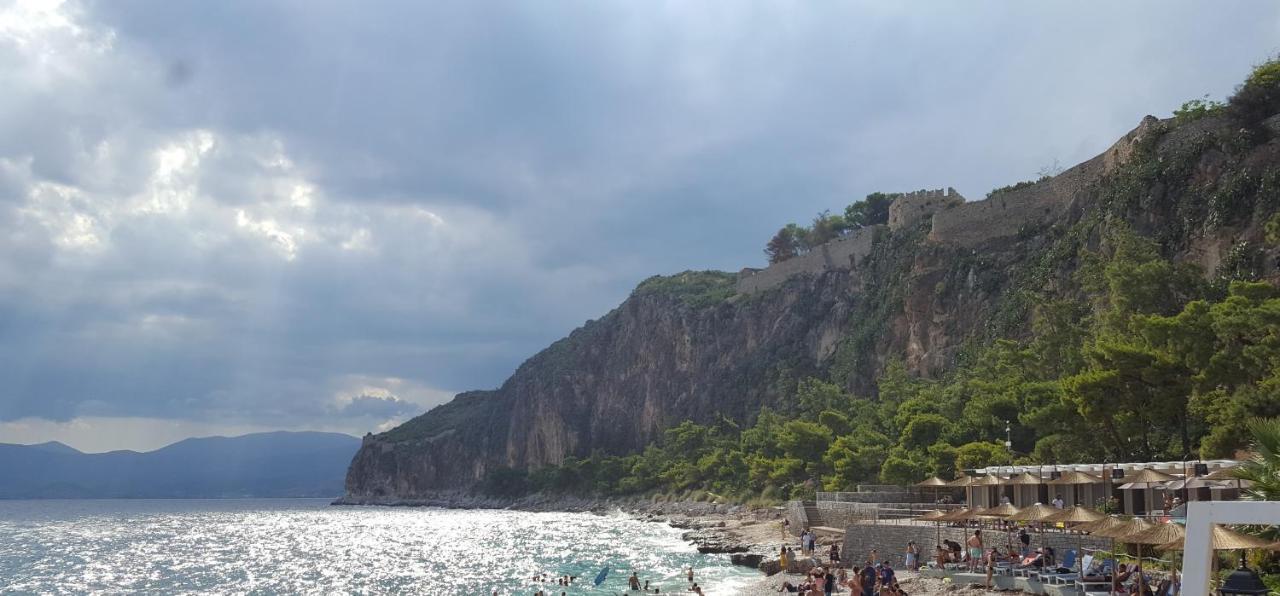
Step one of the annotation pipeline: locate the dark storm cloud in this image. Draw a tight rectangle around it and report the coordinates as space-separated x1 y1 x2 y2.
2 0 1279 444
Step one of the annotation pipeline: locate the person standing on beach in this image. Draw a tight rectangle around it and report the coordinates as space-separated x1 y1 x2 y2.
1018 527 1030 556
780 546 790 571
858 563 876 596
985 547 999 589
966 530 983 572
904 541 919 570
828 543 840 566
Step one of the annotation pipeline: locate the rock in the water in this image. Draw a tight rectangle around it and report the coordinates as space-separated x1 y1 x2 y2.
759 559 782 576
731 553 764 568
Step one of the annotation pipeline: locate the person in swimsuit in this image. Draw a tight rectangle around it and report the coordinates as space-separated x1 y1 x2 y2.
966 530 984 571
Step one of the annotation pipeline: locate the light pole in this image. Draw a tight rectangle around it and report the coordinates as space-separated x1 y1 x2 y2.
1003 420 1013 508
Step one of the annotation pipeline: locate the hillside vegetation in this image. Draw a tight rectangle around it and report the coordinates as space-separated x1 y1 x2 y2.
476 59 1280 502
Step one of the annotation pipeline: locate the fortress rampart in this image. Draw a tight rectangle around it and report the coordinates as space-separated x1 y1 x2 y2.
888 187 964 231
735 117 1161 294
735 225 880 294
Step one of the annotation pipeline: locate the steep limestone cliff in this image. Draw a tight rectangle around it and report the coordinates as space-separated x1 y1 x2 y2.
343 112 1280 500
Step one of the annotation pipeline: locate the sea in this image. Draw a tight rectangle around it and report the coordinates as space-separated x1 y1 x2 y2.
0 499 760 595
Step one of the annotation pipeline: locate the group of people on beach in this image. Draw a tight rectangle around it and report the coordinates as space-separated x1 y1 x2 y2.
777 559 905 596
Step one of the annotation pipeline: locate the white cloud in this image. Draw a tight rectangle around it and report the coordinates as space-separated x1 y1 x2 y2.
2 0 1280 450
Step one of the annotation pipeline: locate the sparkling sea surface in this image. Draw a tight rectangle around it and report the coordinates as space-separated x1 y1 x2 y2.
0 499 759 595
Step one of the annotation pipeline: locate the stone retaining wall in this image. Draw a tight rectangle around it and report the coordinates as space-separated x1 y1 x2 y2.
784 500 809 536
839 523 1111 570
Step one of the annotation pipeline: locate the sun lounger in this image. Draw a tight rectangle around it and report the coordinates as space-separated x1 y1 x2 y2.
1045 553 1091 585
1077 578 1112 596
1031 550 1076 583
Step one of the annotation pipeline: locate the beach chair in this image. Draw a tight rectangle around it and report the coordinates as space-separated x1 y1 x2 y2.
1031 549 1075 582
1078 579 1112 596
993 558 1016 577
1046 553 1090 585
1011 559 1037 578
1076 558 1116 596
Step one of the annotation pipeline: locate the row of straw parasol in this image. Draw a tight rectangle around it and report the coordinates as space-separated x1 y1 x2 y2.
914 503 1278 593
917 468 1249 513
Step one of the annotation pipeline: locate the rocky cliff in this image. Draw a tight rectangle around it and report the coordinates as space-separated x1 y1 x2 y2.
342 111 1280 501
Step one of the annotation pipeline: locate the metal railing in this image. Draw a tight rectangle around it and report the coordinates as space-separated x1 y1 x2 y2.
807 500 1176 527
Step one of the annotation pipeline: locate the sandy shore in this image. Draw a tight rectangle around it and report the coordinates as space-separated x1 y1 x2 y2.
737 570 1006 596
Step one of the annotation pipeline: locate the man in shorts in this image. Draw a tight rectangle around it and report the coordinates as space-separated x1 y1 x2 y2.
966 530 983 572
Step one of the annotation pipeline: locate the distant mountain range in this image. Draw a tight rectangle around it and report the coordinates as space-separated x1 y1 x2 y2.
0 431 360 499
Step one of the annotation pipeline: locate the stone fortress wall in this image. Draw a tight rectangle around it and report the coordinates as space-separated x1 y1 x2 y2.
928 116 1159 247
735 117 1161 294
736 224 882 294
887 187 964 231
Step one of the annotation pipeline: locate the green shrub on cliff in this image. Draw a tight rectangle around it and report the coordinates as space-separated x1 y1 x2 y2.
1228 57 1280 127
633 270 737 308
1173 96 1225 124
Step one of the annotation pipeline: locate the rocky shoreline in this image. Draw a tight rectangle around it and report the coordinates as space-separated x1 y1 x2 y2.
333 492 786 570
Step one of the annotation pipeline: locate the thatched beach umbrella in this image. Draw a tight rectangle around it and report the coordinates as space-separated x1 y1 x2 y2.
916 476 951 504
1156 525 1277 551
1045 506 1108 525
1003 472 1042 507
1091 517 1154 539
916 509 948 549
1117 523 1186 595
1203 467 1239 481
1162 477 1223 491
1074 516 1126 535
1044 506 1109 574
1204 467 1252 496
969 475 1002 510
978 502 1021 548
1007 503 1059 523
937 507 973 522
1121 522 1186 546
948 475 975 506
1048 471 1104 509
1049 471 1104 485
1091 518 1154 565
1118 468 1178 513
980 503 1020 518
960 507 991 521
1127 469 1178 484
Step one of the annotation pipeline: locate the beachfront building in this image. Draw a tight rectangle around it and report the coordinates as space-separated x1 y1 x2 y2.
954 459 1243 515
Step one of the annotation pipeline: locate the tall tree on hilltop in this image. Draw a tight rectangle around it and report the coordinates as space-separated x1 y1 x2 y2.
844 192 898 229
764 223 808 264
807 210 847 246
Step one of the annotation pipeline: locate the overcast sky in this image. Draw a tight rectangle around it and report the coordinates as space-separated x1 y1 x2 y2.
1 0 1278 452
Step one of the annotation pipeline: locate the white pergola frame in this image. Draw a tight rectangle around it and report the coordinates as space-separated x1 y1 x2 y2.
1182 501 1280 595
